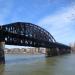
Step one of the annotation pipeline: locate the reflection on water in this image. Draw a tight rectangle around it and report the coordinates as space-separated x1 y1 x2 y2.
0 64 5 75
0 54 75 75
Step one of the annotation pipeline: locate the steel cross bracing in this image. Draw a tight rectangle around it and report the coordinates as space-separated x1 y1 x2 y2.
0 22 70 49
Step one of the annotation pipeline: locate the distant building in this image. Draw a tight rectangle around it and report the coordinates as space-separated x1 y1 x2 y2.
4 47 46 54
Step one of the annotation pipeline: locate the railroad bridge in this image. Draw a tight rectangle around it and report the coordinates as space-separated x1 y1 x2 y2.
0 22 71 63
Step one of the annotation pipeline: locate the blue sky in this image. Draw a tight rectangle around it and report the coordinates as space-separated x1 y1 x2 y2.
0 0 75 48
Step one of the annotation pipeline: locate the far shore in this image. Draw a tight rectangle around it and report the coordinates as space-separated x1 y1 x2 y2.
5 53 45 55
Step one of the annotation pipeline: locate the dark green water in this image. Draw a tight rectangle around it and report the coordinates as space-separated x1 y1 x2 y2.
0 53 75 75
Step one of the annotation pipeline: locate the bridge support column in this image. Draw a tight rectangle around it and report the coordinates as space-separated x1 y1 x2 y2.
64 48 71 54
45 48 51 57
46 47 59 57
58 48 71 55
0 41 5 64
67 49 71 53
56 48 60 55
65 48 71 53
45 47 71 57
58 48 63 55
45 48 55 57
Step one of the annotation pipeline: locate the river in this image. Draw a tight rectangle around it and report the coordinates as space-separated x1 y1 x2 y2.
0 53 75 75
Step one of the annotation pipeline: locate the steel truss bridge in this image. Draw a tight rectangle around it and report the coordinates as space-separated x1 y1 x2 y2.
0 22 71 58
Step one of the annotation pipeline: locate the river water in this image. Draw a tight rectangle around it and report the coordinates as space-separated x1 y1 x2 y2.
0 53 75 75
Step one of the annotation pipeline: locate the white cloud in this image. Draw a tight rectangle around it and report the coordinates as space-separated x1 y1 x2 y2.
37 4 75 44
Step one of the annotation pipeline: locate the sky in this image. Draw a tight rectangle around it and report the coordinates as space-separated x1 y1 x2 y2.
0 0 75 48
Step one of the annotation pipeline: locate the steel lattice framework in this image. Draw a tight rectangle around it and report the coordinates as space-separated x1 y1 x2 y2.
0 22 70 49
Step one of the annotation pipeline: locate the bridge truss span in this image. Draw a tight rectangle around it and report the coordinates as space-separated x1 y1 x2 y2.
0 22 71 63
0 22 56 47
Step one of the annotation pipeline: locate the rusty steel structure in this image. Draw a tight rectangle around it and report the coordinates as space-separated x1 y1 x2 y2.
0 22 70 49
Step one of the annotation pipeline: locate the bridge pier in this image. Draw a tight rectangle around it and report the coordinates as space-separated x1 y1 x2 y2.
58 48 71 55
67 49 71 53
0 41 5 64
45 47 71 57
45 48 51 57
45 47 58 57
56 48 60 55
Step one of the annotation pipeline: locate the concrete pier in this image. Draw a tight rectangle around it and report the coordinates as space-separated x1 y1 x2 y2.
45 48 52 57
45 47 71 57
0 41 5 64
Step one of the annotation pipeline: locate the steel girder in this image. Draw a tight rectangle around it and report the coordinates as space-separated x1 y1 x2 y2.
0 22 70 49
